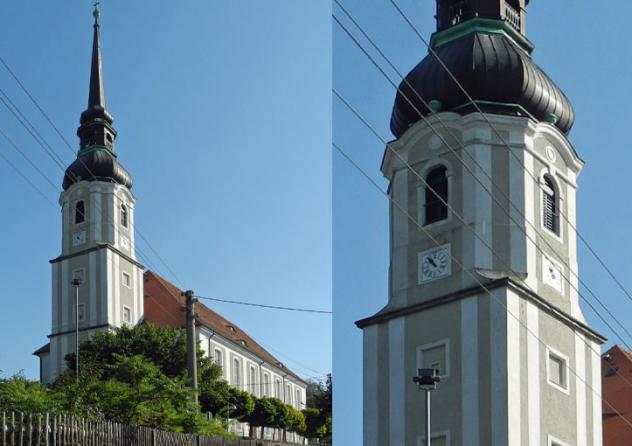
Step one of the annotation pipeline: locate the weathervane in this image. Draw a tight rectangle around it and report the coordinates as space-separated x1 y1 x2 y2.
93 1 100 25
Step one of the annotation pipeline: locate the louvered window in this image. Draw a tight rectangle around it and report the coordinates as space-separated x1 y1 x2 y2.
542 176 559 235
425 166 448 225
75 200 85 224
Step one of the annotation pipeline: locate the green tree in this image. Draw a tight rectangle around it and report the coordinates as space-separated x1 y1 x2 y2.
305 374 332 442
301 407 327 440
52 323 230 436
242 397 277 439
0 372 62 413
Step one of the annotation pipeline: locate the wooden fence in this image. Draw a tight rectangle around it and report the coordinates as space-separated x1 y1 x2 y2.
0 411 302 446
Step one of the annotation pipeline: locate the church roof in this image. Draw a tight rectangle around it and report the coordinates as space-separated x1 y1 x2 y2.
391 4 574 138
602 345 632 446
143 271 305 384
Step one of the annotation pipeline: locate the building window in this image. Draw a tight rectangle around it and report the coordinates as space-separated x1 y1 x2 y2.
424 166 448 225
232 358 241 387
123 306 132 324
214 349 223 367
263 373 270 397
417 340 450 378
72 269 85 284
542 175 559 235
249 366 257 393
296 389 302 408
547 347 569 393
75 200 85 224
275 379 282 398
120 204 129 228
285 384 292 405
73 303 85 323
122 271 131 288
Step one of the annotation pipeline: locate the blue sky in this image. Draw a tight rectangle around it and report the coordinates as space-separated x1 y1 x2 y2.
0 1 331 383
334 1 632 443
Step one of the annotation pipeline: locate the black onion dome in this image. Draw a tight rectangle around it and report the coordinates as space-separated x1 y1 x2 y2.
391 32 575 138
63 148 132 190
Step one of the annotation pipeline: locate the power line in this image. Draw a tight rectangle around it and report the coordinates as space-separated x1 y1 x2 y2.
197 295 332 315
385 0 632 309
0 147 58 209
333 87 632 397
0 56 187 291
332 9 632 347
333 140 632 432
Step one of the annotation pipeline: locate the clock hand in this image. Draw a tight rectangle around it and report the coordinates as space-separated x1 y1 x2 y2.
428 258 437 268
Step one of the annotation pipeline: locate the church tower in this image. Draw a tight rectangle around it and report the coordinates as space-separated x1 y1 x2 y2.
356 1 605 445
45 6 144 383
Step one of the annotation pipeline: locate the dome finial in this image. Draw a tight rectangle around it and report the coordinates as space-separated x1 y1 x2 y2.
93 1 100 25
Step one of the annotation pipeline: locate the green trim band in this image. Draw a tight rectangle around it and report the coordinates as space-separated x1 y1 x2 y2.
78 144 116 157
430 18 534 53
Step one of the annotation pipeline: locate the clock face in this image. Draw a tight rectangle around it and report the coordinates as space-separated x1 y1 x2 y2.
543 257 563 292
72 231 86 247
419 244 451 283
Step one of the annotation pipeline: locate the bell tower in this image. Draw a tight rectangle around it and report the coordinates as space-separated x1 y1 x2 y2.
357 2 605 445
45 4 144 383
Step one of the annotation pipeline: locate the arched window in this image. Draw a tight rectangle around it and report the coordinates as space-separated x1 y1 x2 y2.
275 379 281 398
214 349 223 367
120 204 128 228
296 389 302 408
75 200 85 224
542 175 559 235
263 373 270 397
425 166 448 225
232 358 241 386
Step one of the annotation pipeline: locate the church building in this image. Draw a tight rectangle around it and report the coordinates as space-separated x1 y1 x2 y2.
356 1 605 445
32 6 307 428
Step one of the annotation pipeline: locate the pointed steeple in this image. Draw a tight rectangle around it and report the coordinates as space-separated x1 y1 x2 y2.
64 3 132 191
87 3 106 112
80 1 114 129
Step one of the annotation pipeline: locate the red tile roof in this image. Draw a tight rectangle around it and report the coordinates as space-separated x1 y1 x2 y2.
143 271 304 383
602 345 632 446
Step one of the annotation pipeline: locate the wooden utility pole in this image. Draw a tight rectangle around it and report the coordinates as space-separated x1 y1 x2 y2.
184 290 198 403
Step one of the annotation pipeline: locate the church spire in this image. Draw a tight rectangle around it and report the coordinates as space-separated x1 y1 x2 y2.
77 2 116 152
63 3 132 191
87 2 106 112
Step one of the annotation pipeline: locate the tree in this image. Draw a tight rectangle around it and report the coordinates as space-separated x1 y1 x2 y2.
52 323 230 436
301 407 327 440
243 397 278 439
305 374 332 442
0 372 62 413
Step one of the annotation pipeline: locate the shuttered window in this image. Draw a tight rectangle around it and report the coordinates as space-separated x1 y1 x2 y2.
542 176 559 235
425 166 448 225
75 200 85 224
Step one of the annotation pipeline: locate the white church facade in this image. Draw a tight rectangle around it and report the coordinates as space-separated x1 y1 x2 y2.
33 6 307 430
357 1 605 445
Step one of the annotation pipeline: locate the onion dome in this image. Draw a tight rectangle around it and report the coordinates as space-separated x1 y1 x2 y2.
63 4 132 190
390 0 574 138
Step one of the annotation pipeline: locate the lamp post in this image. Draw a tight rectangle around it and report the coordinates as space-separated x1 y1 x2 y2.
413 368 441 446
71 278 83 380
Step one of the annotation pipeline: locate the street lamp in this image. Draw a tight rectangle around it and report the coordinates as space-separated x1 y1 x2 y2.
71 277 82 380
413 368 441 446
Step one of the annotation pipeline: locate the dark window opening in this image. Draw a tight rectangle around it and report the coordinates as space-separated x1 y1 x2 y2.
425 166 448 225
75 200 85 224
120 204 128 228
543 176 559 235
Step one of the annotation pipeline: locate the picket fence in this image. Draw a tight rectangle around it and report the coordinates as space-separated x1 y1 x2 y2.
0 411 300 446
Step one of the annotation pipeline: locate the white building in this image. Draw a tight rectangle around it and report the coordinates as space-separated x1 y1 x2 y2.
33 8 308 440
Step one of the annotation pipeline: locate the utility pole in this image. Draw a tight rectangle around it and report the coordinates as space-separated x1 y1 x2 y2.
184 290 198 403
413 368 441 446
71 278 82 380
